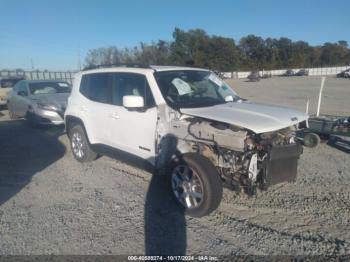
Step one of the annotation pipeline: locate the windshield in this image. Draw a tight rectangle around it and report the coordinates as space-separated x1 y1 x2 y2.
154 70 239 108
29 81 71 95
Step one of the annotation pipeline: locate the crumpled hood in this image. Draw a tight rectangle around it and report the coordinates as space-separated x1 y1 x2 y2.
32 93 70 111
181 101 308 134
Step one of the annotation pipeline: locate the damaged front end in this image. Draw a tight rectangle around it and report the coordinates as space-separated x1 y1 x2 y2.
211 125 304 194
166 114 307 194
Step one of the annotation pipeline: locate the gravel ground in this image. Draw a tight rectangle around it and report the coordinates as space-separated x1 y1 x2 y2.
0 77 349 256
226 76 350 116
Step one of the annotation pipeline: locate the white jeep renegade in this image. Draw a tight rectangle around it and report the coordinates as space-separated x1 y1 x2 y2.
65 65 318 217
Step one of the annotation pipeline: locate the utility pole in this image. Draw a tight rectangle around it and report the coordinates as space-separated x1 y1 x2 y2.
30 58 34 70
77 46 81 70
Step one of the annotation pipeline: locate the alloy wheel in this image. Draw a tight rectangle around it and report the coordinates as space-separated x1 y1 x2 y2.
71 132 85 158
171 164 204 209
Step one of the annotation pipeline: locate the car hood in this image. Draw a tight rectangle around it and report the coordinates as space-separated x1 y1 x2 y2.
31 93 70 110
180 101 308 134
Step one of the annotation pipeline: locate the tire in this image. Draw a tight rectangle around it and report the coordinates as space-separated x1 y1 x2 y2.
26 108 39 127
7 103 17 119
170 153 223 217
68 124 97 162
304 132 320 148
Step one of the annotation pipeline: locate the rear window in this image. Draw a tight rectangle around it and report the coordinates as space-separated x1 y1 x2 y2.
80 73 113 104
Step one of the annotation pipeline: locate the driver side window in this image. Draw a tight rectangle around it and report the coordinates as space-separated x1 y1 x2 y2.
112 73 155 108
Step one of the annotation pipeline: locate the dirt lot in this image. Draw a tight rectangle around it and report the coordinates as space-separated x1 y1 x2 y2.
227 76 350 116
0 76 349 256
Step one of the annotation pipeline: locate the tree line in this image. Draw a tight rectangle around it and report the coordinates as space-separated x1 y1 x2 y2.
85 28 350 71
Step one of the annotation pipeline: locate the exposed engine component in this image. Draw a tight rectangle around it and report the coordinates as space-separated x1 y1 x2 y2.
169 116 304 195
171 118 247 151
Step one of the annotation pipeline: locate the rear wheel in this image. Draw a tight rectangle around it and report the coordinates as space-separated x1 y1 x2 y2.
170 153 223 217
68 124 97 162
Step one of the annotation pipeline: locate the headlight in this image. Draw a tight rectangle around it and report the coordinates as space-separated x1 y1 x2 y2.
37 103 58 111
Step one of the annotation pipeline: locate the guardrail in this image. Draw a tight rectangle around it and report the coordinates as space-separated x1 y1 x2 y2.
222 65 350 79
0 69 77 83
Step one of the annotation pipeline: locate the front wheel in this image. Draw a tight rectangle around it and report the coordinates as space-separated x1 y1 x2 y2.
26 107 39 127
7 102 17 119
170 153 223 217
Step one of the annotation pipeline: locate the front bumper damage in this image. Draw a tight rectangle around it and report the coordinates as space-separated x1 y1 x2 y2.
33 108 65 125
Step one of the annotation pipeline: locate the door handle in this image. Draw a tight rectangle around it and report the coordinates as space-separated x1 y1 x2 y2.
110 112 120 119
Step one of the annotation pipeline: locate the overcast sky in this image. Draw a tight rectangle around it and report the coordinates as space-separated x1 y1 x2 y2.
0 0 348 70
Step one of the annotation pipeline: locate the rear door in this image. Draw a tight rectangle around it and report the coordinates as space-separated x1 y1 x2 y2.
78 73 115 145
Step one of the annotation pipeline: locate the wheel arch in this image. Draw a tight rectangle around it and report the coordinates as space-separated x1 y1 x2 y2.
65 115 90 141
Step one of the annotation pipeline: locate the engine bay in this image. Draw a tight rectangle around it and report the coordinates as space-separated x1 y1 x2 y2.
168 116 304 194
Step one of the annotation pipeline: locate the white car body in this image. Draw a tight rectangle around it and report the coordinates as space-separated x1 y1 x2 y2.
0 87 11 105
181 101 308 134
66 66 308 160
65 65 313 216
0 77 25 106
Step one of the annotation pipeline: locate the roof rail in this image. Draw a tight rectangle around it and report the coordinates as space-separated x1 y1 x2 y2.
82 63 151 71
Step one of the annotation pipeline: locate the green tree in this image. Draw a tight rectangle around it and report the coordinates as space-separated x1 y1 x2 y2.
239 35 267 69
84 28 350 71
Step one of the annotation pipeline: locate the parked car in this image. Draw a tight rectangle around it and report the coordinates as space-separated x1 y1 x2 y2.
213 70 229 79
65 65 317 217
0 76 25 108
337 68 350 78
295 69 309 76
282 69 295 76
247 71 261 81
7 80 71 125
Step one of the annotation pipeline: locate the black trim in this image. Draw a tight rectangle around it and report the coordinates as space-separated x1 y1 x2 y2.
139 146 151 152
91 143 155 173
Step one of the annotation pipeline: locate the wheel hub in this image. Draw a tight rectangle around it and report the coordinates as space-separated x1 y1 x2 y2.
71 132 84 158
171 165 204 209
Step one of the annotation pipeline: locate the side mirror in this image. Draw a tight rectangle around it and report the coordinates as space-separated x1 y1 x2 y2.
18 91 27 96
122 95 144 108
225 95 234 102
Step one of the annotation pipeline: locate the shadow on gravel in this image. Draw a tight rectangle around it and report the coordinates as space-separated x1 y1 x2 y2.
0 120 66 206
144 134 186 255
144 174 186 255
327 136 350 154
94 134 187 255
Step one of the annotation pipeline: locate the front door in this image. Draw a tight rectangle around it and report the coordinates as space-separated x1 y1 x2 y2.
107 72 158 161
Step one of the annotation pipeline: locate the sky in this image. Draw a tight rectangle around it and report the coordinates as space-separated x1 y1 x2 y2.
0 0 349 70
